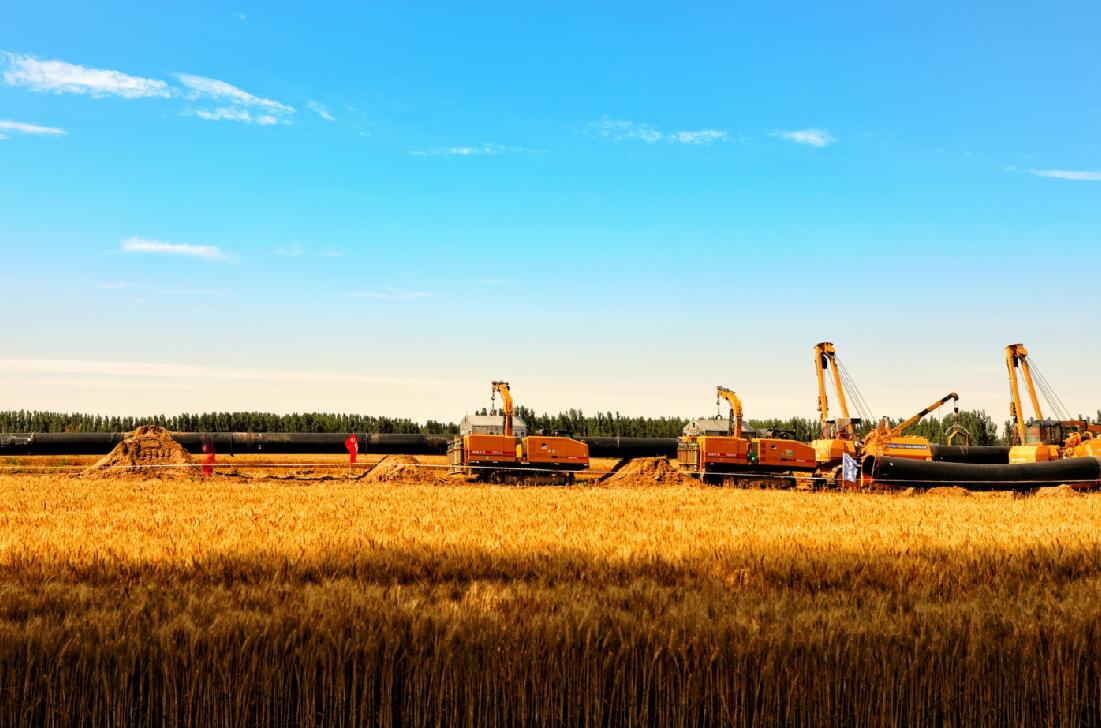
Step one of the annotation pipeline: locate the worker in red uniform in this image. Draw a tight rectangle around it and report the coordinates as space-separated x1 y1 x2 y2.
345 433 359 465
201 441 215 477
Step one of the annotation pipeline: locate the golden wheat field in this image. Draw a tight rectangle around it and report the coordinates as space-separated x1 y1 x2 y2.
3 472 1101 726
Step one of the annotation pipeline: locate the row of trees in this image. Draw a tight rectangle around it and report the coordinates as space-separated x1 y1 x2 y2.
3 408 1098 446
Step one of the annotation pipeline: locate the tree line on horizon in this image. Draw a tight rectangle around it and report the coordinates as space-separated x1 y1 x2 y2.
6 407 1097 446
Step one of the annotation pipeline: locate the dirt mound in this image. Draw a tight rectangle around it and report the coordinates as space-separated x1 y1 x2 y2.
602 457 694 487
924 486 971 497
1033 484 1084 498
82 425 194 479
363 455 451 484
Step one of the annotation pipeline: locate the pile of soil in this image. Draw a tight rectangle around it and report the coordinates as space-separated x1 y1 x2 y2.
82 425 194 479
1033 484 1084 498
363 455 451 484
602 457 694 487
924 486 971 497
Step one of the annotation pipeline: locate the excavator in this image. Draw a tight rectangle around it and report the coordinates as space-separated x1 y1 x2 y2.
1005 343 1101 463
862 392 959 460
678 386 816 485
447 380 589 483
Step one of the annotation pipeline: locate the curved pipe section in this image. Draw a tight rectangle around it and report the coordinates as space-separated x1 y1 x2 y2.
865 455 1101 490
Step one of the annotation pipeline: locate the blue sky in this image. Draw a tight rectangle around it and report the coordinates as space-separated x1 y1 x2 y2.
1 2 1099 422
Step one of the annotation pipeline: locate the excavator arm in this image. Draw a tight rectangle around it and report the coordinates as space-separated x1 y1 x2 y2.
716 386 743 439
491 380 514 438
889 392 959 437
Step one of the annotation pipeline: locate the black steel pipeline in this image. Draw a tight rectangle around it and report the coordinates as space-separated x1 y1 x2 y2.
0 432 679 458
929 445 1011 464
865 455 1101 490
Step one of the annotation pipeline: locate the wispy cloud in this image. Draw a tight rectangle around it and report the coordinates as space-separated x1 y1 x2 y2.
307 100 335 121
1027 169 1101 181
773 128 835 147
176 73 293 113
669 129 727 145
587 119 729 145
191 107 279 125
346 289 433 301
120 236 233 261
97 281 138 289
588 119 663 143
176 73 294 125
2 52 171 98
410 143 514 156
0 119 66 139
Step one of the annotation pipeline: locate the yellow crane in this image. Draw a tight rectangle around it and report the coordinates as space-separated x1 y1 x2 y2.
716 386 743 438
862 392 959 460
491 380 514 438
1005 343 1101 462
811 341 861 468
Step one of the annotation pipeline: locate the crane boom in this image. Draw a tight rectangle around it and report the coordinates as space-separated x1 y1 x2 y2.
889 392 959 437
1005 344 1043 445
716 386 743 439
814 342 852 436
491 380 514 438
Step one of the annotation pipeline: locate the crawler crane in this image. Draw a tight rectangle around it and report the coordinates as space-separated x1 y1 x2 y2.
678 386 816 485
1005 344 1101 463
448 380 589 482
811 342 864 479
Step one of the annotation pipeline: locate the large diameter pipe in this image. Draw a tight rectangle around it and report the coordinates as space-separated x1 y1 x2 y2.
0 432 680 458
865 455 1101 490
928 445 1011 464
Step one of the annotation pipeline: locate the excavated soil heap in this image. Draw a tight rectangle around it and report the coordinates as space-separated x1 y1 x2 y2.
602 457 695 487
1033 484 1084 498
363 455 451 484
82 425 194 479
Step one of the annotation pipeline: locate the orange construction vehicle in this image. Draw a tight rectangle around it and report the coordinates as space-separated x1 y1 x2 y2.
1005 343 1101 463
448 380 589 482
678 386 816 485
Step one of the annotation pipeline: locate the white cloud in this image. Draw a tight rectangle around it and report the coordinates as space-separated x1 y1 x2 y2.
346 289 433 301
1027 169 1101 181
773 128 836 147
2 52 171 98
176 73 293 113
669 129 727 145
308 100 335 121
588 119 663 143
120 236 233 261
410 143 511 156
0 119 66 139
191 107 279 125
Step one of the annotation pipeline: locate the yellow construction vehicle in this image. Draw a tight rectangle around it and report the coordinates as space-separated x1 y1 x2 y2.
448 380 589 482
1005 344 1101 462
678 386 816 485
811 342 863 472
862 392 959 460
